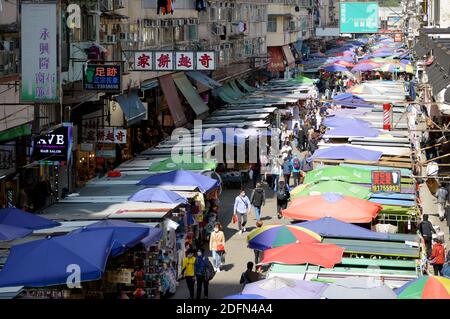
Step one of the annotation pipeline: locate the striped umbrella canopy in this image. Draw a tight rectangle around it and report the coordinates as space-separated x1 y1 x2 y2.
396 276 450 299
247 224 321 251
378 62 413 74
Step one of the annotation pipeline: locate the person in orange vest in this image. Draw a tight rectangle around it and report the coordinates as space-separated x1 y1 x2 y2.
429 238 446 276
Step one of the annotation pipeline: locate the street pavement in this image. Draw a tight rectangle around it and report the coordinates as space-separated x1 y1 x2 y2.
171 180 287 299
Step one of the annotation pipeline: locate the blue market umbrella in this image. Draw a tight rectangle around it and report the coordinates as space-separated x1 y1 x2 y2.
324 123 380 138
73 220 150 256
322 64 348 73
323 116 371 128
0 208 60 230
128 188 188 204
0 229 114 288
223 294 267 299
136 170 220 193
309 145 382 162
140 227 163 249
0 224 32 241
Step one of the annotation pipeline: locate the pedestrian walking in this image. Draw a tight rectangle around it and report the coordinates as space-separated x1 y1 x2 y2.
239 262 262 287
250 183 265 222
430 239 446 276
271 158 282 191
253 221 264 265
291 154 303 186
276 181 290 219
418 214 436 257
282 157 292 186
445 205 450 235
181 249 196 299
233 190 251 234
435 185 448 222
250 162 261 188
209 223 225 272
195 248 212 299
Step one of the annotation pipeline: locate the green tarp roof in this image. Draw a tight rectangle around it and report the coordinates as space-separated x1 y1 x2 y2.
0 123 31 143
148 156 217 172
291 180 372 200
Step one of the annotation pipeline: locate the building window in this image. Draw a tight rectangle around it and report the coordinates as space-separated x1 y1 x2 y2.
160 27 173 44
142 28 157 47
187 25 198 41
174 26 185 42
267 16 277 32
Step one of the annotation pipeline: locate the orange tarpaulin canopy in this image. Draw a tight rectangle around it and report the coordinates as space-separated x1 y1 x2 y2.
282 193 382 223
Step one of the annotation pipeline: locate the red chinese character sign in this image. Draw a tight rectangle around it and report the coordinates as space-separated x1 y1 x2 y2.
196 51 215 70
155 52 174 71
97 128 127 144
371 170 401 193
134 52 153 71
175 52 194 70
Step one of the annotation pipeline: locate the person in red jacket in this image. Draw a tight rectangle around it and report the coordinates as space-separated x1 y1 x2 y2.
430 238 446 276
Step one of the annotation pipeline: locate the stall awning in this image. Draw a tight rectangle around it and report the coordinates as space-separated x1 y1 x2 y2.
158 75 188 128
115 91 147 126
172 72 209 119
0 123 31 143
140 79 159 91
267 46 285 72
282 45 295 67
412 41 429 58
426 62 450 94
186 71 222 89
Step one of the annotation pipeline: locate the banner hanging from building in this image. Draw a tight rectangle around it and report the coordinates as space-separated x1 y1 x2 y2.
83 64 121 91
133 51 215 71
339 2 379 34
20 3 59 103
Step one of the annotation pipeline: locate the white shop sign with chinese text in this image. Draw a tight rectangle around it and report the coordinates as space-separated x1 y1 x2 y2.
97 128 127 144
20 3 59 103
133 51 216 71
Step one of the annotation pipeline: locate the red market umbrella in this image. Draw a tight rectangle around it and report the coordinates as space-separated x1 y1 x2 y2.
334 60 355 68
282 193 382 223
260 242 344 268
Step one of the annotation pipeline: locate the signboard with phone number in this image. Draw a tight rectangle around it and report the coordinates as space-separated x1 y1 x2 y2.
371 170 401 193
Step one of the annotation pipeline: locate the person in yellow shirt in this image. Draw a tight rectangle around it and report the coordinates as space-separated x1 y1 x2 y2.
181 249 196 299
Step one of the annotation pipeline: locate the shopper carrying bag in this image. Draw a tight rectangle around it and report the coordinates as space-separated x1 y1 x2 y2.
209 222 225 272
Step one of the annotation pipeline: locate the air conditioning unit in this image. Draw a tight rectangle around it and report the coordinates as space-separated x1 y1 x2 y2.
113 0 125 9
212 23 224 35
100 0 113 11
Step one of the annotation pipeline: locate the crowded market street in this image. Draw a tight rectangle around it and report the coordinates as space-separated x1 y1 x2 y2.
1 1 450 303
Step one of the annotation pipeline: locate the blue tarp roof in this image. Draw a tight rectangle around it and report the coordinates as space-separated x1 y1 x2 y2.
324 123 380 138
0 229 114 288
0 208 60 230
202 128 247 145
331 94 374 108
186 71 222 89
295 217 389 241
323 116 371 128
136 170 220 193
115 91 147 126
72 220 150 256
309 145 382 162
141 227 163 249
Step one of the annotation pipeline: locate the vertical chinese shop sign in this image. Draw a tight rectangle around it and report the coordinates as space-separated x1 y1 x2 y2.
21 3 59 103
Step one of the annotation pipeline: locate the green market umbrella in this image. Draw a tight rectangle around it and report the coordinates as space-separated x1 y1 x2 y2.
291 181 372 200
303 166 372 185
288 75 316 84
148 156 217 172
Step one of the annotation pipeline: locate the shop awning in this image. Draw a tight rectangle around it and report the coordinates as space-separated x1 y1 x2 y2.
426 62 450 94
412 41 429 59
115 91 147 126
172 72 209 119
158 75 188 128
140 79 159 91
0 123 31 143
282 45 296 67
186 71 222 89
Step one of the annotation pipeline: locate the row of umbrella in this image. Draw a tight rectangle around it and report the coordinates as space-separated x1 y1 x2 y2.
228 276 450 299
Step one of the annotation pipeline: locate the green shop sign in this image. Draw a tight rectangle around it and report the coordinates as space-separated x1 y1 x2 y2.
339 2 379 33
